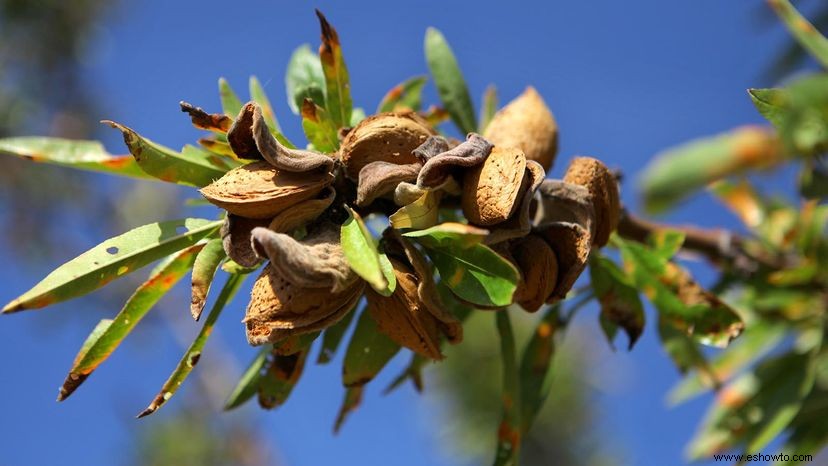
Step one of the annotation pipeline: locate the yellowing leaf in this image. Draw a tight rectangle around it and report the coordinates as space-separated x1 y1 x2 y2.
389 189 441 229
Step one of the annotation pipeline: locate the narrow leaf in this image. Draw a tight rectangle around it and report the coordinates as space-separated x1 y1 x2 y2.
104 121 228 187
301 99 340 152
3 218 222 313
377 76 428 113
315 10 352 129
424 27 477 134
317 304 358 364
389 189 441 229
249 76 282 132
285 44 326 114
0 137 152 179
218 78 243 117
342 308 401 387
258 341 314 410
518 305 560 433
403 222 489 249
138 273 245 418
340 207 392 295
334 386 363 434
190 238 226 320
57 245 204 401
589 253 645 350
493 312 521 466
479 85 498 133
224 346 270 410
769 0 828 69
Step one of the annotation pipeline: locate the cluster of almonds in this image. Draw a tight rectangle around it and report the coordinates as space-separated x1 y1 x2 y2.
193 86 619 360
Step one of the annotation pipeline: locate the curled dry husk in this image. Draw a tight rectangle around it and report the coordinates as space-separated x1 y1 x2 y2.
416 133 493 188
365 258 446 360
461 146 528 226
512 234 558 312
243 225 363 345
200 161 334 219
228 102 335 172
356 161 421 207
535 179 595 302
483 86 558 171
563 157 620 247
340 112 436 179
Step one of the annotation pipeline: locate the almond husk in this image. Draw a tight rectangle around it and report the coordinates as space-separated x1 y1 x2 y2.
461 146 528 226
563 157 619 247
221 214 270 268
200 161 334 219
340 112 436 179
244 264 364 346
484 86 558 171
540 222 591 303
512 234 559 312
365 259 444 360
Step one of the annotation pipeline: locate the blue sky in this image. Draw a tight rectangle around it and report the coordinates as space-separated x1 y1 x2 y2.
0 1 801 465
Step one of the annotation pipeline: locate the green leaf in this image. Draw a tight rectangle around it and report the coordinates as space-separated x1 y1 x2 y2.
300 99 340 152
668 322 786 405
350 107 366 126
658 314 709 375
340 206 393 295
638 127 784 214
403 222 489 249
589 253 645 350
799 162 828 201
104 121 228 187
342 307 401 388
285 44 326 114
748 87 789 128
377 76 428 113
316 305 357 364
334 386 364 434
249 75 282 132
424 27 478 134
138 273 245 417
493 312 521 466
423 241 519 308
315 10 352 129
218 78 243 117
190 238 226 320
3 218 222 314
384 354 428 394
57 245 204 401
688 351 818 458
479 85 498 133
0 137 153 179
518 305 560 434
258 339 315 410
616 237 744 348
224 346 270 410
769 0 828 69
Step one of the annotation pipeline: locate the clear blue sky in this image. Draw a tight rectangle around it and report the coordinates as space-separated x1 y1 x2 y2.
0 1 797 465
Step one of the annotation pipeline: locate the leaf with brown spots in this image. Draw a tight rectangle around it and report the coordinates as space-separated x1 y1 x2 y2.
57 244 204 401
589 253 645 350
3 218 221 314
0 137 153 180
493 312 521 466
315 10 352 129
301 99 340 152
258 336 316 410
137 273 245 418
179 101 232 133
769 0 828 69
190 238 226 321
104 120 230 187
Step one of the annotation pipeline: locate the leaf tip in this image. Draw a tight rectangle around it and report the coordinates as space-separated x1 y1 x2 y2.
1 299 22 314
56 372 89 402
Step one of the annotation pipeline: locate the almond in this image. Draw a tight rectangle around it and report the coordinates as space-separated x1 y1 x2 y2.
512 234 559 312
563 157 619 247
484 86 558 171
461 146 527 226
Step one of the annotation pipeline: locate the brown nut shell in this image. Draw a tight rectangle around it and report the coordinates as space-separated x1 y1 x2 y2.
540 222 591 303
512 234 559 312
200 161 334 219
563 157 619 247
339 112 436 179
461 146 528 226
483 86 558 171
365 259 444 360
244 264 364 346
